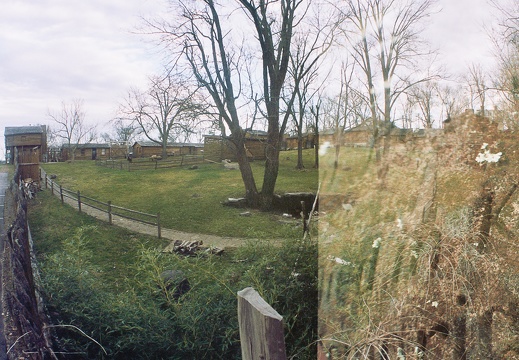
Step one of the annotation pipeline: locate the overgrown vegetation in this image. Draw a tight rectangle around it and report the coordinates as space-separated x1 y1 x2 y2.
30 184 317 359
40 149 318 239
319 136 519 359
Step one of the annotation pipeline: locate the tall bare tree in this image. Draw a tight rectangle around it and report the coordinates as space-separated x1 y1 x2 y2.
337 0 437 144
288 15 335 170
409 80 437 128
47 99 96 161
466 63 488 116
147 0 311 209
489 0 519 127
436 83 468 123
119 72 203 158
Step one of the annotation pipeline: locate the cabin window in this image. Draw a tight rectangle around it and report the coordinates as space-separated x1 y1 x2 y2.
101 149 106 155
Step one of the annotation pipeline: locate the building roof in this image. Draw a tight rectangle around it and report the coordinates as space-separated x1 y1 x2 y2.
5 126 45 136
245 129 268 137
62 143 111 149
133 141 203 148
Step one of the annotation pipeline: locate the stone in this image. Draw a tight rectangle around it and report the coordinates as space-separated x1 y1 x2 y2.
342 203 353 211
160 270 191 300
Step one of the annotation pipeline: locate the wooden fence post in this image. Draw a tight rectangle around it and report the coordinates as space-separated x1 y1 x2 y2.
157 212 161 239
77 190 82 213
51 180 54 195
60 185 64 204
45 174 48 189
108 201 113 225
237 287 287 360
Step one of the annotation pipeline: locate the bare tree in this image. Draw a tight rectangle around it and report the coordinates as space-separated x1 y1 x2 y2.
337 0 437 144
147 0 311 209
466 63 488 116
119 72 203 158
332 62 356 169
409 80 437 128
288 16 334 170
47 99 96 161
489 0 519 127
436 83 468 123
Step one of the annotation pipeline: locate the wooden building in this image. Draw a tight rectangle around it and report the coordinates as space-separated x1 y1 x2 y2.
343 124 372 146
284 133 317 150
132 141 204 158
61 143 111 161
203 130 268 162
5 125 47 164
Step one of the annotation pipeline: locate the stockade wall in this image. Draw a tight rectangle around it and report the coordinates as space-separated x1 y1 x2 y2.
96 154 204 171
1 166 55 358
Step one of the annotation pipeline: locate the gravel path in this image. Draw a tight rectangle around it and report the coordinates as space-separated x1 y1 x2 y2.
40 174 284 249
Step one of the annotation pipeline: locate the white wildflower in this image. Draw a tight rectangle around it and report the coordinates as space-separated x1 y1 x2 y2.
327 255 351 266
476 146 502 165
372 237 382 248
396 218 403 230
411 250 419 259
431 301 439 308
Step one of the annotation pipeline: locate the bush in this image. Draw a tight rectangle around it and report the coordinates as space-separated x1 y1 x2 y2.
40 227 317 359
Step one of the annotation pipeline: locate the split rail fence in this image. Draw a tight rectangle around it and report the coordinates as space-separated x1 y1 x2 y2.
96 154 205 171
40 169 162 238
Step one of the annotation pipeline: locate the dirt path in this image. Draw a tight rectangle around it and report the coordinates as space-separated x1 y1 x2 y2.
42 181 280 249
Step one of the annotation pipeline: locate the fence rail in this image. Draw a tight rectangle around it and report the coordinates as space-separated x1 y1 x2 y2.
95 155 205 171
41 169 161 238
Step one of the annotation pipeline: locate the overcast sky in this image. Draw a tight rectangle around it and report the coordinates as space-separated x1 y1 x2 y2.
0 0 498 158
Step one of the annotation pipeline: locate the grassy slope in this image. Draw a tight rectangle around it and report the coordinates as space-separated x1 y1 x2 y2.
318 141 519 357
29 176 318 359
40 150 318 239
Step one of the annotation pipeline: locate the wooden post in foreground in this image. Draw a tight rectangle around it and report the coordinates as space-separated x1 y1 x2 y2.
237 287 286 360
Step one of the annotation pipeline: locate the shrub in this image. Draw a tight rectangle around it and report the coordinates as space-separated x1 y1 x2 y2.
40 227 317 359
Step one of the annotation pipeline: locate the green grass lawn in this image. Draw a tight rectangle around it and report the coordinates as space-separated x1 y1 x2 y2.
28 171 318 359
40 150 318 239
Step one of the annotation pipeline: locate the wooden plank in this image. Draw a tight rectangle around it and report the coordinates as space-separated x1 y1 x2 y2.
237 287 287 360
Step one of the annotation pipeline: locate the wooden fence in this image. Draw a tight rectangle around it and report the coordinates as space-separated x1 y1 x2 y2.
95 155 205 171
40 169 161 238
237 287 287 360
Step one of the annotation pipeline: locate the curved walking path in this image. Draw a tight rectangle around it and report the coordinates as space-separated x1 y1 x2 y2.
42 180 285 249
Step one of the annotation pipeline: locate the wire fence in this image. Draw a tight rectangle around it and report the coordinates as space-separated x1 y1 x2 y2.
40 169 162 238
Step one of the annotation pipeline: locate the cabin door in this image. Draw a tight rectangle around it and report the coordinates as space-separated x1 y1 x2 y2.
91 148 97 160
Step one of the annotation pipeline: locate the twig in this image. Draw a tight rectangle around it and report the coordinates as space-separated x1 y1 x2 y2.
45 324 107 355
7 332 31 354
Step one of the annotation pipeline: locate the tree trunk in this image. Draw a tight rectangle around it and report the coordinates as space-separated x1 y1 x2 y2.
314 135 319 168
233 136 260 207
260 88 283 210
296 135 304 170
260 124 281 210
